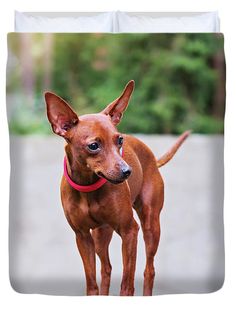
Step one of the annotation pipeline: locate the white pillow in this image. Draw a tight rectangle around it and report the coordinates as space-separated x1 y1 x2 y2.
116 11 220 33
14 11 220 33
15 11 114 32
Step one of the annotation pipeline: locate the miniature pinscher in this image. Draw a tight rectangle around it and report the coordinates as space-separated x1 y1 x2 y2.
45 80 190 296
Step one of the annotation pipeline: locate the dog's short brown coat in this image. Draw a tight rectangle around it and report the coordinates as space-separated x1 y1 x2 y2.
45 80 189 296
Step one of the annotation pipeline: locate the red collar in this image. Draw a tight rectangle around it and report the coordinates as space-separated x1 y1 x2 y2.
64 148 123 192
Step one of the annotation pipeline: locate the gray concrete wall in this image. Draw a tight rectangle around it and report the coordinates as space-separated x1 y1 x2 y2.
9 134 224 296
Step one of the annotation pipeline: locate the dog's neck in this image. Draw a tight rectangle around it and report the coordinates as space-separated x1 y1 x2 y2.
65 145 100 186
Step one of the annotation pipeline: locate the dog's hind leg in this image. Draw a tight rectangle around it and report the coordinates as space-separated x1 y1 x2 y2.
92 224 113 295
134 172 164 296
142 208 161 296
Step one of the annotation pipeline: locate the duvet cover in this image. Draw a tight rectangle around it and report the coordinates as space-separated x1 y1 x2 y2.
7 33 225 296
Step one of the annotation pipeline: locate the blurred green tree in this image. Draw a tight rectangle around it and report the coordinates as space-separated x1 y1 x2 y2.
7 33 225 135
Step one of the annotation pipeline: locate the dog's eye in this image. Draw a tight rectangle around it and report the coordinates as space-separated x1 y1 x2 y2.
118 136 123 146
88 142 99 151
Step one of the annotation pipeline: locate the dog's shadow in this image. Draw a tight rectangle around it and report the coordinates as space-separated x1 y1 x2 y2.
10 277 222 296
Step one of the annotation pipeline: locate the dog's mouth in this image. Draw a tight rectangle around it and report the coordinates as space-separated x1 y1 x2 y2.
96 172 126 184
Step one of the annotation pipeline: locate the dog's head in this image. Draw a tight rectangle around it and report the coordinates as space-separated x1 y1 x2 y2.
45 81 135 184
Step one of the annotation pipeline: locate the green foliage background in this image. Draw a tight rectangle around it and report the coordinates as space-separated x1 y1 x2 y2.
7 33 225 135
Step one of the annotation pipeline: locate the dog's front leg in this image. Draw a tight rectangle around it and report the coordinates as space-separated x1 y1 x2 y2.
118 219 139 296
76 231 99 295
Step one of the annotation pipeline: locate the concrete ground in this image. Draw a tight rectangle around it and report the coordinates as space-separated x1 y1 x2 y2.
9 134 224 296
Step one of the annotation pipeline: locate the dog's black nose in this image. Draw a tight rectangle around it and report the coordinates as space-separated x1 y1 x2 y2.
121 167 132 178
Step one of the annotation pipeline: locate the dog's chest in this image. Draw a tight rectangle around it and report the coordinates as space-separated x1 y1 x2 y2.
76 194 104 226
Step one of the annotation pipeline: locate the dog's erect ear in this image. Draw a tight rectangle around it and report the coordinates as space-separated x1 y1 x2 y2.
102 80 135 125
45 92 79 137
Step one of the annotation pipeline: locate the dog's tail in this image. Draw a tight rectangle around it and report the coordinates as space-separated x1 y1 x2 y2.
156 130 191 168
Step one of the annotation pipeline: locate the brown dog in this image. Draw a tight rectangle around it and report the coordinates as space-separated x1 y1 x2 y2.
45 80 189 296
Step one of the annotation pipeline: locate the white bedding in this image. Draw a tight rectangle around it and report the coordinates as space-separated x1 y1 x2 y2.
15 11 220 33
